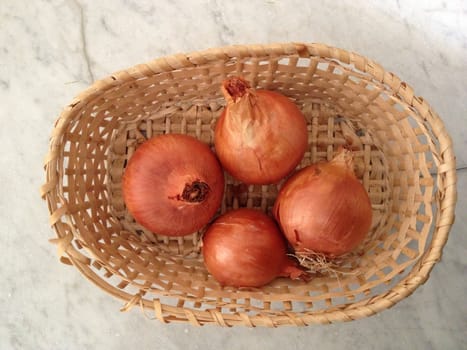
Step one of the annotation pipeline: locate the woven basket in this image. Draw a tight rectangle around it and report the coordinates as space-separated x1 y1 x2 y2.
41 43 457 327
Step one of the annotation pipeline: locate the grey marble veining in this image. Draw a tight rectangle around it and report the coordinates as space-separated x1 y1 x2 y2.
1 1 466 349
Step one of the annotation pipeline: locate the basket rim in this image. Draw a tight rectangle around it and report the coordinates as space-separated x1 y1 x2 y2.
41 42 458 327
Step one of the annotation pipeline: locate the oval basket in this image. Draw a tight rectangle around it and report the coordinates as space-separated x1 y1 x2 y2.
41 43 457 327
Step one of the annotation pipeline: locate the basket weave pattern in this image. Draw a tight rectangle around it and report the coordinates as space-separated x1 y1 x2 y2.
42 43 456 327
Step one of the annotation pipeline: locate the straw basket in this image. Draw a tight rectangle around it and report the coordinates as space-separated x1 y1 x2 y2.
41 43 457 327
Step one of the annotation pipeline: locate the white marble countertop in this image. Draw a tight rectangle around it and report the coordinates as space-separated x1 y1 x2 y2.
1 0 466 349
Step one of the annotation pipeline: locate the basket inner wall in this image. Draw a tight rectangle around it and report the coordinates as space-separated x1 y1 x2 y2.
60 54 438 316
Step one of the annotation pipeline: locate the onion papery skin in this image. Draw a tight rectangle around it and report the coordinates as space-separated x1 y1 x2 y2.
214 76 308 185
273 150 373 257
202 208 303 287
122 134 225 237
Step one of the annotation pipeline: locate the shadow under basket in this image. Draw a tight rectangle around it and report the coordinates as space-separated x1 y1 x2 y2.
41 43 457 327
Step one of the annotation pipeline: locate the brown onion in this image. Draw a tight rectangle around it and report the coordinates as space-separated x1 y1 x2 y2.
122 134 224 237
214 76 308 185
202 208 305 287
273 149 372 257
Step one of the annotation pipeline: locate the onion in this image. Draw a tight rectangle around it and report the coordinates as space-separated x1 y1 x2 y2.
202 208 305 287
273 149 372 257
122 134 224 237
214 76 308 185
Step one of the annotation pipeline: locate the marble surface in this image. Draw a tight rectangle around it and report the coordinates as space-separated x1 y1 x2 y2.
1 0 466 349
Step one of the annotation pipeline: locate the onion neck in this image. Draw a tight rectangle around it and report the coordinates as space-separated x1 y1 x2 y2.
331 148 354 172
222 76 252 103
171 180 210 203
